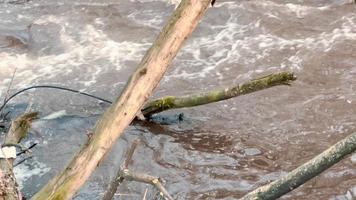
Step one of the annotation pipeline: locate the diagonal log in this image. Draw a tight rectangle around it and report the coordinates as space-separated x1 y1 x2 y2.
0 112 38 200
142 72 296 117
31 0 212 199
240 132 356 200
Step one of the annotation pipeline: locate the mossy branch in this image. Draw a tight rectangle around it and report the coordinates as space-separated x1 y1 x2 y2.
0 112 38 200
142 71 296 117
240 132 356 200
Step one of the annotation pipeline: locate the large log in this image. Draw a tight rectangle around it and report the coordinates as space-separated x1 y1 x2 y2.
0 112 38 200
31 0 212 199
240 132 356 200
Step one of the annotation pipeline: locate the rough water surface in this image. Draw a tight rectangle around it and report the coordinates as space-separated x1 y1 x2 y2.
0 0 356 199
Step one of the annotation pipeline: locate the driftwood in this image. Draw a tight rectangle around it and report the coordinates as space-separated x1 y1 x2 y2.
240 132 356 200
102 140 173 200
0 112 38 200
31 0 212 199
142 72 296 117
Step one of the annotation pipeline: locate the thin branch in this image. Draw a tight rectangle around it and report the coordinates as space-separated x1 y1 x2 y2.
1 68 17 117
4 68 17 103
103 139 173 200
142 72 296 117
240 132 356 200
121 169 174 200
102 139 140 200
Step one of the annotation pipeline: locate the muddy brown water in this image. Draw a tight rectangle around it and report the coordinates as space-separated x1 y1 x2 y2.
0 0 356 199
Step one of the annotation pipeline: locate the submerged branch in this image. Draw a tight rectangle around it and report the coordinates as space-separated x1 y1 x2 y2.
142 72 296 117
103 140 173 200
240 132 356 200
121 169 174 200
102 140 140 200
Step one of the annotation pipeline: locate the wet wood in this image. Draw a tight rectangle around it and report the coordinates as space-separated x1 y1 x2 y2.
31 0 212 199
142 72 296 117
0 112 38 200
240 132 356 200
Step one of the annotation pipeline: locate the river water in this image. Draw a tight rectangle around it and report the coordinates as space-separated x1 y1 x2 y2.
0 0 356 199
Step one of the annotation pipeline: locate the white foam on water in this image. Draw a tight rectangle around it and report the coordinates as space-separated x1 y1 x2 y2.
159 1 356 81
127 10 166 29
0 14 150 92
13 157 51 189
41 110 67 120
1 1 355 88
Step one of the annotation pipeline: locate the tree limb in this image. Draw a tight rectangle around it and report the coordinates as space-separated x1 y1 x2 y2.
102 139 173 200
121 169 173 200
102 140 140 200
240 132 356 200
142 72 296 117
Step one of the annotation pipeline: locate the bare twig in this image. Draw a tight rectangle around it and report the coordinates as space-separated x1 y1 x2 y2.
4 68 17 103
1 68 17 117
102 139 140 200
121 169 174 200
142 188 148 200
103 139 174 200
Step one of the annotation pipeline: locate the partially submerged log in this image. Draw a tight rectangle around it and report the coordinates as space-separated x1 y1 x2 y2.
142 72 296 117
31 0 212 199
0 112 38 200
240 132 356 200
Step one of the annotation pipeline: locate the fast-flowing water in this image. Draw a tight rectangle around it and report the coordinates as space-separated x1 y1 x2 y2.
0 0 356 199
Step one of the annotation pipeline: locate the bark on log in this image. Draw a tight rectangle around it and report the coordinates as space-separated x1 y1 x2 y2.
142 72 296 117
0 112 38 200
240 132 356 200
31 1 212 199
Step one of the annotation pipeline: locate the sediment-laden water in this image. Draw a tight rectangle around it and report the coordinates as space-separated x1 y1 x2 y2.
0 0 355 199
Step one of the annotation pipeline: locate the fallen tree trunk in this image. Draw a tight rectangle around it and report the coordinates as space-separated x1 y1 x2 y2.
0 112 38 200
240 132 356 200
31 1 212 199
142 72 296 117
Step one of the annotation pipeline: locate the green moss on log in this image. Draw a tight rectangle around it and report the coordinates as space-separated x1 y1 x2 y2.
142 71 296 117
